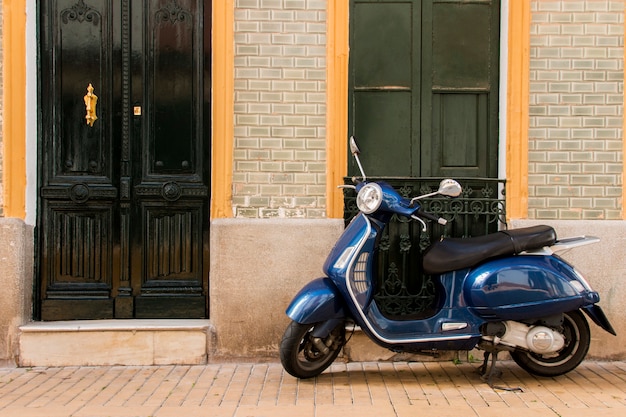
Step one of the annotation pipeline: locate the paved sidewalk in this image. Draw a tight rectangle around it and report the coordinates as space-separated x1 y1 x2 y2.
1 360 626 417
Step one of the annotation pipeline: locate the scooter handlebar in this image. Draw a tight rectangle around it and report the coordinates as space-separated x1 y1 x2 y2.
416 209 448 226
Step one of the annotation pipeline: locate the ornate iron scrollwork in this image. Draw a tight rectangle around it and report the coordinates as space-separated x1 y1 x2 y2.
155 0 191 25
343 177 506 320
162 182 183 201
61 0 101 25
70 183 90 203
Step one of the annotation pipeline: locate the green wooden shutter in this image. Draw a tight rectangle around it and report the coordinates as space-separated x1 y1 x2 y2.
349 0 500 179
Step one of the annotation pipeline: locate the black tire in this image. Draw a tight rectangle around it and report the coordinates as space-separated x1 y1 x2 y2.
280 320 346 379
511 310 590 377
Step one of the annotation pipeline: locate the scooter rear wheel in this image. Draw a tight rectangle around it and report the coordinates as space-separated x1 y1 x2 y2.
280 320 346 379
510 310 590 377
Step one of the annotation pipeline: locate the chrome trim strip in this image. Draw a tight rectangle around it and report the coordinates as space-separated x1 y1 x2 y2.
344 215 475 345
442 323 469 331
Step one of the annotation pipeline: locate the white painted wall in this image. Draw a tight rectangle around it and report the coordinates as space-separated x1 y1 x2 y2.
25 0 37 226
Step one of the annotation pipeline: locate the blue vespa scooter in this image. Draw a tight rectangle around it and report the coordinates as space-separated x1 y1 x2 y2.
280 137 615 382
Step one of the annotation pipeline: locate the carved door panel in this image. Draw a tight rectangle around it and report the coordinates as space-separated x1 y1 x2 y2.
38 0 211 320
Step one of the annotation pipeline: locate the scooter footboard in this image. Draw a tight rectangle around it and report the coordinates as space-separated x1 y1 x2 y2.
286 277 347 324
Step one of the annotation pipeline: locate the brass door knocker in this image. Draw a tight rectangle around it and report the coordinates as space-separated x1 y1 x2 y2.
84 83 98 127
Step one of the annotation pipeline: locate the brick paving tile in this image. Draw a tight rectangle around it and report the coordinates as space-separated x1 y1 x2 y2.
235 404 316 417
27 367 87 408
0 406 83 417
89 367 144 407
506 364 568 408
359 362 386 404
539 376 591 408
473 408 556 417
156 405 237 417
1 361 626 416
145 365 191 407
72 405 161 417
588 363 626 406
400 405 480 417
1 368 63 407
437 361 493 408
551 409 626 417
257 366 282 406
315 404 396 417
59 368 112 406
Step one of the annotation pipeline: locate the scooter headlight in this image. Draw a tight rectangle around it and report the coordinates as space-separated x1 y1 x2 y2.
356 183 383 214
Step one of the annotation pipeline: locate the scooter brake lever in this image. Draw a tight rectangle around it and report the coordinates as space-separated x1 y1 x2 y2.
411 215 428 232
337 176 363 190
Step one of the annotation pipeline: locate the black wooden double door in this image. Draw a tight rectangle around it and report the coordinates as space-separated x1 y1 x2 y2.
38 0 211 320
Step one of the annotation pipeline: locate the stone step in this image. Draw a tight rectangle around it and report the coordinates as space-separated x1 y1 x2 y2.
18 319 214 367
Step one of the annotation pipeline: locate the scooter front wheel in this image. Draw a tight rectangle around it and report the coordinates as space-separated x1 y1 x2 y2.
280 320 346 379
511 310 590 377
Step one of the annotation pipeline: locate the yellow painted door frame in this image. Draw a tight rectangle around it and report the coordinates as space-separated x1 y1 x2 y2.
324 0 533 220
211 0 235 219
2 0 27 218
506 0 531 221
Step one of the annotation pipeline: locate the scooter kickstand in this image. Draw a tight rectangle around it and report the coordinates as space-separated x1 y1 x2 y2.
479 351 523 392
478 351 491 376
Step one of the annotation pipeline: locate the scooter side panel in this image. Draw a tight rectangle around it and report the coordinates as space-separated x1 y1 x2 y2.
286 277 347 324
464 255 597 320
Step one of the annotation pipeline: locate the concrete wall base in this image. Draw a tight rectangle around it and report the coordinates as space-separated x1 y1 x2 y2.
0 218 34 367
7 218 626 366
209 218 626 362
207 218 508 364
18 320 214 366
209 218 345 358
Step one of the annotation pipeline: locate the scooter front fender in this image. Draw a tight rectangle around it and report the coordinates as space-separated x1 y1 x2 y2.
286 277 347 324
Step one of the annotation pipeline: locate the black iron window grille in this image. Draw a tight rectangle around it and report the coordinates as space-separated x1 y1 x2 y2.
343 177 507 320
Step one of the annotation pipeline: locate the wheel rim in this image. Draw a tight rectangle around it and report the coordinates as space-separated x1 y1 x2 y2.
525 313 581 368
295 325 343 371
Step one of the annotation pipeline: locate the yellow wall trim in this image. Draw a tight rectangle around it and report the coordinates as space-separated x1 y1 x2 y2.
211 1 234 219
506 1 531 220
2 0 27 219
326 0 349 219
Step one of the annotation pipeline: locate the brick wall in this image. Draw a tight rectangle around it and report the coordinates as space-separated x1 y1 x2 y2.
233 0 327 219
529 0 624 220
232 0 625 220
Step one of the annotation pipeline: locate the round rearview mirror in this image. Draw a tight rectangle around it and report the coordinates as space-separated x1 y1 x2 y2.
438 179 462 197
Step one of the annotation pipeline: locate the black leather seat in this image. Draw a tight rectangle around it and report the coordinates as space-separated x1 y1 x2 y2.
422 225 557 275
